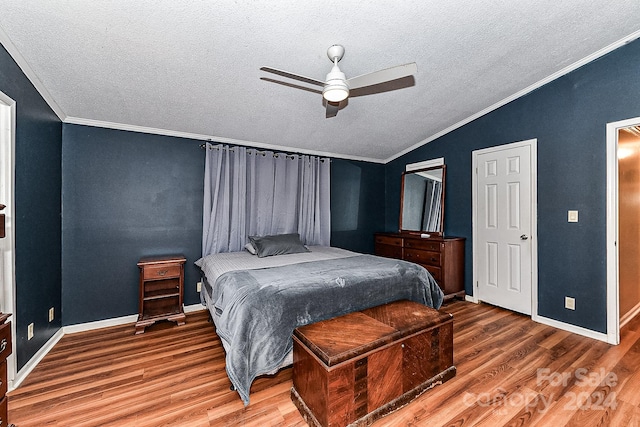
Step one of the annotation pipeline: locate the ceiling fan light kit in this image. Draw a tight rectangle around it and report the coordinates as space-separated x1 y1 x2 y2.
322 67 349 102
323 83 349 102
261 44 417 116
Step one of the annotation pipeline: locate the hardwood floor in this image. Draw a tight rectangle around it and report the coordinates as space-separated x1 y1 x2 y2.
8 300 640 426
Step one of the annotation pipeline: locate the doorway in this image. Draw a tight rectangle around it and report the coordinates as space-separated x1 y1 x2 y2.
472 139 538 316
606 116 640 345
0 91 16 387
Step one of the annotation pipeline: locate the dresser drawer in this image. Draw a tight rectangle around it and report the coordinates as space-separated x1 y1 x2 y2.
142 264 181 280
0 361 6 398
404 238 441 252
423 265 442 282
0 323 10 363
0 396 6 427
404 248 441 266
375 244 403 259
375 235 403 246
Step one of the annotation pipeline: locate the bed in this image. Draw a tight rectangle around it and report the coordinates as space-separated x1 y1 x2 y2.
196 242 444 405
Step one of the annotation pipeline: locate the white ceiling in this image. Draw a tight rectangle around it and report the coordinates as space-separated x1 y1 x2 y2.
1 1 639 163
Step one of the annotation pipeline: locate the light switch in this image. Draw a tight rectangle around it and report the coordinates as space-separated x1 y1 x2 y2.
568 210 578 223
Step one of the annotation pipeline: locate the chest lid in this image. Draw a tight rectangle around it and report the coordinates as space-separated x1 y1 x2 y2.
294 299 452 366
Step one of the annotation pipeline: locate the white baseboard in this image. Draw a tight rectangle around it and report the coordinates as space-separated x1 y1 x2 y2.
63 304 205 334
620 302 640 329
11 328 64 391
460 296 609 343
63 314 139 334
12 304 207 391
533 314 610 343
184 303 206 314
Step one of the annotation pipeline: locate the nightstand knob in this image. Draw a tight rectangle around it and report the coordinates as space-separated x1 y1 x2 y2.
0 338 6 352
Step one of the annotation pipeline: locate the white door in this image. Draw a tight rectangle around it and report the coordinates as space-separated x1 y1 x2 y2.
0 93 16 387
473 140 536 315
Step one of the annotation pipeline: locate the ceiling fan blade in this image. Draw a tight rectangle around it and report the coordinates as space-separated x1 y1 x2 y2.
260 67 325 87
325 101 340 118
260 78 323 95
347 62 417 90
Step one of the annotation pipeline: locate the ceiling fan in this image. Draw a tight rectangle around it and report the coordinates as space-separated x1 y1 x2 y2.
261 45 417 117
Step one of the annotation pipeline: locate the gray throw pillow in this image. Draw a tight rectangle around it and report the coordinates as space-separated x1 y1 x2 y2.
248 233 309 258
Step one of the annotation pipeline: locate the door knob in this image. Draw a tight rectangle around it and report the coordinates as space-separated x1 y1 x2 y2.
520 234 529 240
0 203 5 239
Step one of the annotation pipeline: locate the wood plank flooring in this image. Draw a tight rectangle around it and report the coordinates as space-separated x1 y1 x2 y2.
8 300 640 426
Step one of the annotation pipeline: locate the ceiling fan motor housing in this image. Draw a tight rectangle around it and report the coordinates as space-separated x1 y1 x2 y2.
326 44 345 62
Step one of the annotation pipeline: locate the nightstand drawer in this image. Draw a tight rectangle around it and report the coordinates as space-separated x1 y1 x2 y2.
142 264 181 280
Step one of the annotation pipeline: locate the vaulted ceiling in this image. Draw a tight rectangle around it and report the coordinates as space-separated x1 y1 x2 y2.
1 1 639 162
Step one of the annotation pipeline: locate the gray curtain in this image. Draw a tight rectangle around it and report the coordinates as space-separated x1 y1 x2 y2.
202 143 330 256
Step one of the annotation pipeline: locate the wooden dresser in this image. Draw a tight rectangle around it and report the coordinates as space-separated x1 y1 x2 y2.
135 255 187 334
374 232 465 300
0 313 14 427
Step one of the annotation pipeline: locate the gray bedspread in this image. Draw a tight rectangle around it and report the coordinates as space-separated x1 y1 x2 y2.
204 253 443 405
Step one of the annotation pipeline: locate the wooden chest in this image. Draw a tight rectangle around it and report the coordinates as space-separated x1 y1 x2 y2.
291 300 455 427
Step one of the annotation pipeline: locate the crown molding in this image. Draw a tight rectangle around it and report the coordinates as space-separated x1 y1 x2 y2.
0 26 66 121
64 116 385 163
8 20 638 165
384 29 640 164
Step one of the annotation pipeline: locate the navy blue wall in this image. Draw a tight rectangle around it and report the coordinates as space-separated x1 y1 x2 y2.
0 44 62 368
386 38 640 334
62 127 384 325
62 125 204 325
330 159 385 254
7 33 640 368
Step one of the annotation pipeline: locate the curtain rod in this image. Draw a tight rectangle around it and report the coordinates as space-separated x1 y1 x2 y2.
199 143 330 161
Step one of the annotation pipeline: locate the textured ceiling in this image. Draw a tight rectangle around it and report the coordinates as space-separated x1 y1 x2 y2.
1 1 639 162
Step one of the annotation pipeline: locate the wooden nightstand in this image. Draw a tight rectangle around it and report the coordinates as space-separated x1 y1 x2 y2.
135 255 187 334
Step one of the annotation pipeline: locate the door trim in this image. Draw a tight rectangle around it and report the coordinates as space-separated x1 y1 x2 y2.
472 139 538 318
0 90 17 387
604 117 640 345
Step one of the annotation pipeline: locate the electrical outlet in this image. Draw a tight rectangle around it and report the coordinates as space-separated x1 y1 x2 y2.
49 307 55 322
197 281 202 292
28 323 34 340
568 210 578 223
565 296 576 310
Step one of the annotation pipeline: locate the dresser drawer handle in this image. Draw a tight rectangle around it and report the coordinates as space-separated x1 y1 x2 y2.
0 338 6 353
157 269 168 277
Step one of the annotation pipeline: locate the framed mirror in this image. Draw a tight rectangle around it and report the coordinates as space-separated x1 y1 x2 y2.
399 165 446 235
